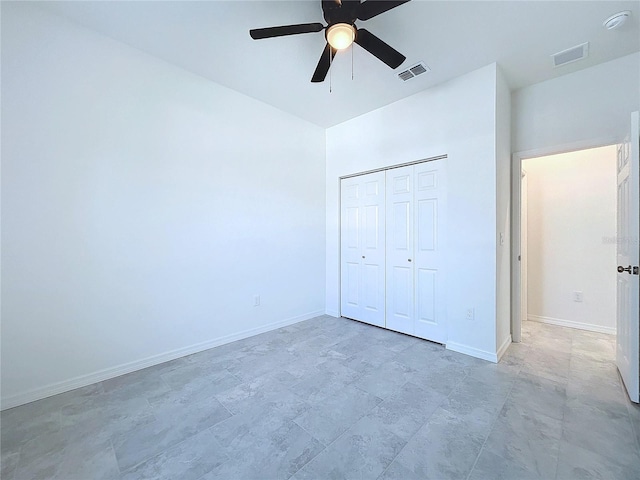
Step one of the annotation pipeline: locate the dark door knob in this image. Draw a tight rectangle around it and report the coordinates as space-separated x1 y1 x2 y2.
618 265 632 274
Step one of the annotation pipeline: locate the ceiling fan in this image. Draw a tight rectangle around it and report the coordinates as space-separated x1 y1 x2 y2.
249 0 410 83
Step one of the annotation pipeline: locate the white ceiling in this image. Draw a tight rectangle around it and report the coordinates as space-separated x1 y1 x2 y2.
37 1 640 127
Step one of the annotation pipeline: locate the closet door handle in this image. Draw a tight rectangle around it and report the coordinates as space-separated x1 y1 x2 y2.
362 256 365 259
408 259 412 262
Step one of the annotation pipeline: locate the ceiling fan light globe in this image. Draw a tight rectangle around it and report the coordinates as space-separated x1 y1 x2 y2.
327 23 355 50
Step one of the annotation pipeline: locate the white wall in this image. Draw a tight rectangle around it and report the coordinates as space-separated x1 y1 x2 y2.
495 66 512 357
1 3 326 408
513 53 640 153
524 146 617 334
326 64 502 361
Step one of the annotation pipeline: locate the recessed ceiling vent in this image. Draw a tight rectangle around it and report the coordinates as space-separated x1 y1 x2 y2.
552 42 589 67
398 62 431 81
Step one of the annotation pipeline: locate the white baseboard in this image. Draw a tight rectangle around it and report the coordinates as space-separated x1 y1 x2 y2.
325 309 340 318
1 310 324 410
446 342 498 363
497 334 512 362
528 315 616 335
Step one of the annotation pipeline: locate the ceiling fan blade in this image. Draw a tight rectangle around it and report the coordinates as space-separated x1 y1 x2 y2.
355 28 405 69
357 0 411 21
250 23 324 40
311 43 337 83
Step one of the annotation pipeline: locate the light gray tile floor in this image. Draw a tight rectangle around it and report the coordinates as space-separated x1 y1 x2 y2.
2 316 640 479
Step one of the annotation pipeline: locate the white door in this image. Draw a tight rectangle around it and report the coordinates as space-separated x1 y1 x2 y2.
413 160 447 343
340 172 386 327
386 165 414 334
385 161 447 342
616 111 639 403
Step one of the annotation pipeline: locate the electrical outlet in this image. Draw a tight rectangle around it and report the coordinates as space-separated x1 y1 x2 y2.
573 291 583 302
465 308 474 320
254 295 260 307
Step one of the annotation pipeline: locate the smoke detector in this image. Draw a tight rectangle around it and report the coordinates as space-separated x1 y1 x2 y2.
603 11 631 30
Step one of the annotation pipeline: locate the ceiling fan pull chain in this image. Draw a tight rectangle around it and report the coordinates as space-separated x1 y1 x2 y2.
351 43 354 80
330 50 333 93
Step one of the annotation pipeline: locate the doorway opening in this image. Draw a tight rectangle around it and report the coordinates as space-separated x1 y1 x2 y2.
520 145 618 336
511 113 639 403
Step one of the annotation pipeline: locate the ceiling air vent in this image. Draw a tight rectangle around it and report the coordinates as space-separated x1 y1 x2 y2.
398 70 414 81
410 64 428 76
552 42 589 67
398 62 431 81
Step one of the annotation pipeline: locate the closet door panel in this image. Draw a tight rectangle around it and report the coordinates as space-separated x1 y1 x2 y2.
414 160 447 343
417 199 437 251
386 165 414 335
340 177 362 321
360 172 386 326
363 264 381 311
392 202 411 250
416 268 437 323
344 261 360 309
392 266 412 318
340 172 385 327
344 207 360 248
363 204 381 250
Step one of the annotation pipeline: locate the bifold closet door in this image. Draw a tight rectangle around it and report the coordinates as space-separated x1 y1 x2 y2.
386 160 447 342
413 160 447 343
340 172 386 327
385 165 414 335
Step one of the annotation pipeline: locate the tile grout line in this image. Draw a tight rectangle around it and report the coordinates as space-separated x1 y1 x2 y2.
552 329 576 480
376 380 450 479
115 395 235 476
286 419 329 479
286 380 395 479
464 374 519 480
109 437 122 477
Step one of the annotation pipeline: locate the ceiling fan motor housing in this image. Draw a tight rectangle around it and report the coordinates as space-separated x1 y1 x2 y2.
322 0 360 26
